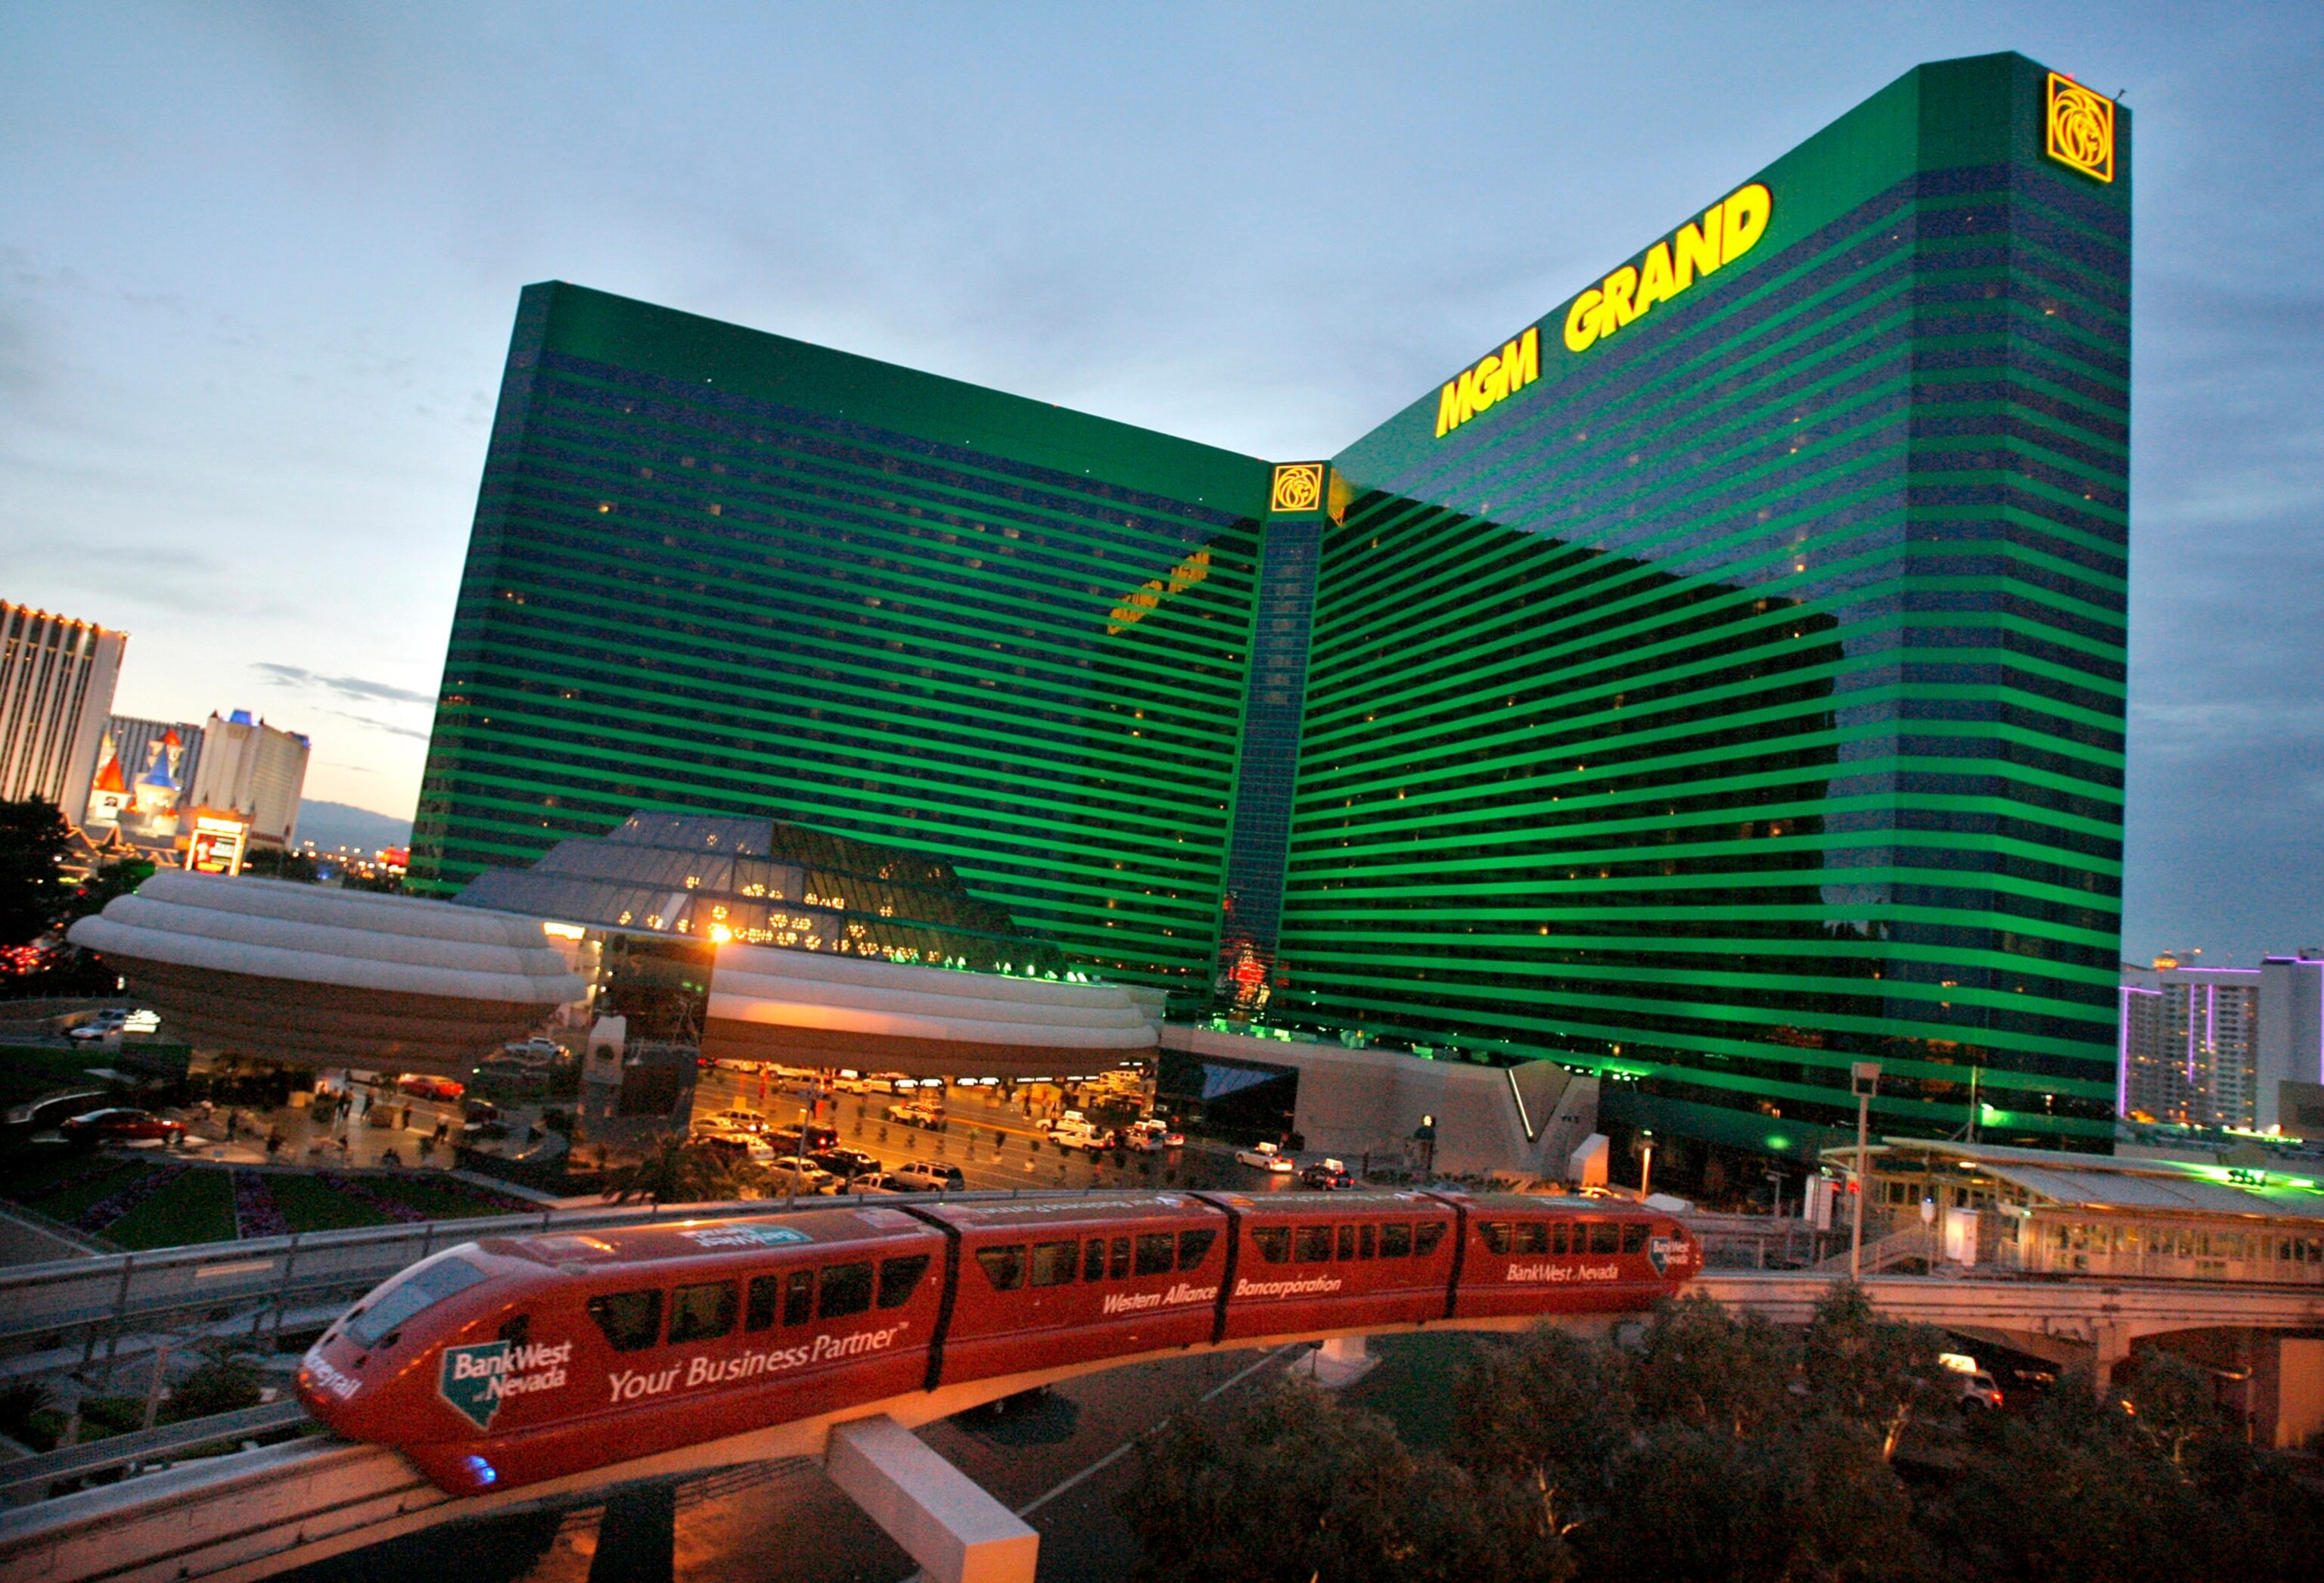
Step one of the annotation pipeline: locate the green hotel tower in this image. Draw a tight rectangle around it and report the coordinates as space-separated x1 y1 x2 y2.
413 53 2128 1155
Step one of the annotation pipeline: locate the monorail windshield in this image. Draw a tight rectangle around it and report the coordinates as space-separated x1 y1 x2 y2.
344 1256 489 1347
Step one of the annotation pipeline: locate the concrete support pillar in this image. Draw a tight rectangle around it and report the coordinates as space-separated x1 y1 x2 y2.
588 1483 676 1583
2089 1322 2132 1401
2267 1336 2324 1450
1297 1335 1380 1389
825 1415 1038 1583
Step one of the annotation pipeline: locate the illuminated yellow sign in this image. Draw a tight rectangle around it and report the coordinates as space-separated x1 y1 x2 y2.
1434 328 1539 438
1108 546 1212 634
2046 72 2114 182
1269 463 1325 513
1563 183 1771 356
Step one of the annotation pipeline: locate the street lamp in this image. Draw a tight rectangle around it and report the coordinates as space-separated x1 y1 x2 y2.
1637 1128 1655 1202
1849 1062 1881 1280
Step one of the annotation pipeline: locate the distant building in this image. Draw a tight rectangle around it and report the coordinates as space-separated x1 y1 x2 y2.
0 599 126 823
2257 953 2324 1133
84 717 203 847
92 717 205 815
2120 956 2260 1129
188 710 311 849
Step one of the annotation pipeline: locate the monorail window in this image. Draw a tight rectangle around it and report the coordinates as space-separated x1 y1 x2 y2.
1111 1236 1132 1279
1252 1227 1291 1264
1179 1229 1217 1269
1478 1222 1512 1255
1335 1226 1356 1260
1552 1223 1571 1255
670 1281 738 1344
344 1255 488 1348
1083 1239 1108 1282
746 1274 781 1332
977 1246 1027 1292
1379 1224 1412 1258
1587 1224 1619 1255
1515 1223 1549 1255
784 1268 814 1326
1293 1226 1333 1263
1359 1224 1376 1259
587 1289 664 1353
1136 1233 1176 1277
879 1255 931 1308
1622 1224 1647 1255
1030 1241 1079 1287
1415 1223 1447 1257
820 1262 874 1320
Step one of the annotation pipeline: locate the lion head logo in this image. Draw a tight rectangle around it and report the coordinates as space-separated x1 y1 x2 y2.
1270 463 1325 515
2046 73 2114 183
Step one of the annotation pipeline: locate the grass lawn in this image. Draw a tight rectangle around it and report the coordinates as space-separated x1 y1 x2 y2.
1344 1330 1492 1453
5 1153 146 1224
358 1173 536 1221
102 1167 237 1250
264 1171 394 1233
0 1047 114 1110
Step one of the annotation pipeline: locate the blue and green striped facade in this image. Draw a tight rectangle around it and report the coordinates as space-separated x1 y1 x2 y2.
415 51 2129 1152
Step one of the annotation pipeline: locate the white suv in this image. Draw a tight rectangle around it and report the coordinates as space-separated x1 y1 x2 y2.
890 1160 965 1192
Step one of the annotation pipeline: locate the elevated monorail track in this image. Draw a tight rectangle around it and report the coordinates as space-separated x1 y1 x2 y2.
3 1268 2316 1583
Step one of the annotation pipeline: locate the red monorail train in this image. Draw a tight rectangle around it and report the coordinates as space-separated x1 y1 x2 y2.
296 1190 1700 1494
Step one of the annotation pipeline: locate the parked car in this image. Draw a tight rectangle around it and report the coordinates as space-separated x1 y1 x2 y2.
844 1171 919 1195
1953 1368 2004 1411
67 1010 129 1042
694 1130 776 1165
1235 1140 1296 1173
769 1124 840 1155
885 1103 945 1130
1045 1117 1105 1155
399 1074 464 1102
890 1159 965 1192
812 1147 881 1180
708 1107 771 1134
764 1158 840 1196
59 1108 184 1147
1300 1159 1354 1190
501 1038 563 1067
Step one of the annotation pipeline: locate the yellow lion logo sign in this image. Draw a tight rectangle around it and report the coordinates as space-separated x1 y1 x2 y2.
1270 463 1324 514
2046 73 2114 183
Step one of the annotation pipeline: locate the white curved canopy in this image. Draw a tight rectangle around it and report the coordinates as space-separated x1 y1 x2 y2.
703 940 1157 1075
68 870 585 1071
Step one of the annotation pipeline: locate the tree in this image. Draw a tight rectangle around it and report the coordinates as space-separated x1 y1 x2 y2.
1628 1290 1794 1438
1123 1379 1573 1583
601 1137 768 1205
0 797 73 947
1800 1280 1950 1460
52 856 154 932
163 1347 264 1422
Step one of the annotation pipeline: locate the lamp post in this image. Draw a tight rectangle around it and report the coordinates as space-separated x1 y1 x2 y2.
1637 1128 1655 1202
1849 1061 1881 1280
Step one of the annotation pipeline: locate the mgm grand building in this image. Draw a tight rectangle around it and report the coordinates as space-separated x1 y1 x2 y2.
100 54 2128 1176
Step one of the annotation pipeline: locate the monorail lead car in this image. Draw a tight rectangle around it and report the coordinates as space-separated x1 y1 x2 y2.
297 1190 1701 1494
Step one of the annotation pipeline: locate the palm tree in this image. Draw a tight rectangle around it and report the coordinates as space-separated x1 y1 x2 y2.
602 1137 769 1205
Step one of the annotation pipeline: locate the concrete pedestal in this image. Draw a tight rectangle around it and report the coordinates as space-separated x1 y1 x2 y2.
1295 1335 1380 1389
825 1414 1038 1583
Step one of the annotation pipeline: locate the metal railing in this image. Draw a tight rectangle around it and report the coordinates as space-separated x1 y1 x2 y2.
0 1183 1152 1361
0 1402 313 1507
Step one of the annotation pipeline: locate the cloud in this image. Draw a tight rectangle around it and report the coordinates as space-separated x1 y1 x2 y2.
251 661 434 708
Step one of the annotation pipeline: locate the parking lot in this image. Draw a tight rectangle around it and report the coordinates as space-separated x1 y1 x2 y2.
685 1065 1313 1198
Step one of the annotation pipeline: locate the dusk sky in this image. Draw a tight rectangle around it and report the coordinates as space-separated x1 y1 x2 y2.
3 2 2318 966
